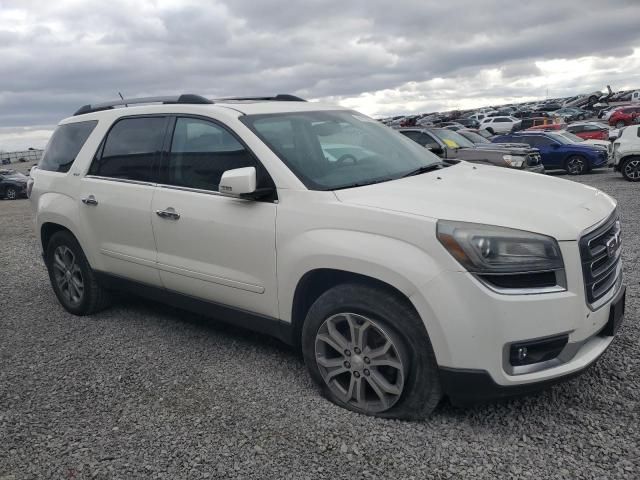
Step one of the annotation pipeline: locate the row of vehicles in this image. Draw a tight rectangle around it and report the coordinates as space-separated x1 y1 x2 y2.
398 126 610 176
29 94 625 419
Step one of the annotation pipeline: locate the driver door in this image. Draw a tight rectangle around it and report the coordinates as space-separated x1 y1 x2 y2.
150 116 279 319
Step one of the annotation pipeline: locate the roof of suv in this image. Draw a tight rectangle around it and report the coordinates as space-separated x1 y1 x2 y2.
67 93 347 123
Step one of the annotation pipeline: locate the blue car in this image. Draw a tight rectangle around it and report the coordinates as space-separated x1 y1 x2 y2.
492 131 608 175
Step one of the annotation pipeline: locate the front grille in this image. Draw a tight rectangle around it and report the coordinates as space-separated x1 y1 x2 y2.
579 211 622 307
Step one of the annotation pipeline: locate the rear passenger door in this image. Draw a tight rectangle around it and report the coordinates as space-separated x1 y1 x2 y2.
150 116 279 318
79 116 169 286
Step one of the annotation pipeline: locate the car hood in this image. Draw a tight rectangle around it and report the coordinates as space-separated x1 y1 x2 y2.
334 162 616 240
3 175 27 183
475 143 535 152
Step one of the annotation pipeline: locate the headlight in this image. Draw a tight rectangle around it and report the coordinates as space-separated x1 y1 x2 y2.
502 154 525 168
437 221 566 293
437 221 563 273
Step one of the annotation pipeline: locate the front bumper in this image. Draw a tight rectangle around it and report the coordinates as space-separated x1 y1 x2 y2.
438 284 625 405
410 239 624 394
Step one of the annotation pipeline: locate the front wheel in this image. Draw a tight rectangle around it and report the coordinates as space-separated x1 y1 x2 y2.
45 231 111 315
302 283 442 419
5 187 17 200
565 155 587 175
616 121 626 129
621 157 640 181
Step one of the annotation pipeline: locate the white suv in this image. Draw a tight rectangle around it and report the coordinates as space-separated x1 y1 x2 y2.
612 125 640 181
480 116 521 134
30 94 626 419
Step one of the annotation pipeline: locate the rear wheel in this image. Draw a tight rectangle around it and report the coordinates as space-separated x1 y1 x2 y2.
621 157 640 181
5 187 17 200
302 283 442 419
616 121 626 129
45 231 111 315
565 155 587 175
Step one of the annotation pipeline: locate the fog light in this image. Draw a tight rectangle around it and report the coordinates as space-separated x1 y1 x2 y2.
509 335 568 367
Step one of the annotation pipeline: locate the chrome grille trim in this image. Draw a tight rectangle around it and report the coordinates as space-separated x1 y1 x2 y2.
579 210 622 310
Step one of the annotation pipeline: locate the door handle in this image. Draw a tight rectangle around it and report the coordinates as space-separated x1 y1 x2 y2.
156 208 180 220
81 195 98 206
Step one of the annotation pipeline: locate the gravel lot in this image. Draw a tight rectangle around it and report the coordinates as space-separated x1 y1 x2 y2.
0 169 638 480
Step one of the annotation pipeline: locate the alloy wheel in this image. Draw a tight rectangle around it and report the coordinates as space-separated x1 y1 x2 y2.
6 188 16 200
567 157 585 175
52 245 84 306
624 159 640 180
314 313 405 413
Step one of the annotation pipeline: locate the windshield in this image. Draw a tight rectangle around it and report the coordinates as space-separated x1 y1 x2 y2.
241 110 442 190
459 131 490 144
430 128 475 148
548 133 572 145
557 131 584 143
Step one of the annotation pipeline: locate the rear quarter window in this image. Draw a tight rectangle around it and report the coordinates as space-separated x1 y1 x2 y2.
38 121 98 173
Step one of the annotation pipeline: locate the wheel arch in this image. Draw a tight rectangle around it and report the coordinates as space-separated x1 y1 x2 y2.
290 268 420 350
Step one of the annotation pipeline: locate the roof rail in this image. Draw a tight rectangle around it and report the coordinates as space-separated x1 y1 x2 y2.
73 94 212 116
214 94 307 102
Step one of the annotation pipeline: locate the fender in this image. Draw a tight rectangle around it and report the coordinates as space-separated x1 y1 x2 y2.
35 191 99 267
277 228 444 323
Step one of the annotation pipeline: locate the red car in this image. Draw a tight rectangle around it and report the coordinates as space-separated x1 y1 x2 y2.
565 123 609 140
608 106 640 128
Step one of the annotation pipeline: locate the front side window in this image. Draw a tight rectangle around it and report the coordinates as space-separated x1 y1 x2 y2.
241 110 441 190
166 117 256 191
90 117 167 182
39 121 98 173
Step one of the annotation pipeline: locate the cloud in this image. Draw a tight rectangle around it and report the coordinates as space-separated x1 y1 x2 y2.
0 0 639 149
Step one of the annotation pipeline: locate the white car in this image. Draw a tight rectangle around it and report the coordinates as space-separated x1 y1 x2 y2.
29 94 625 419
612 125 640 180
479 116 521 134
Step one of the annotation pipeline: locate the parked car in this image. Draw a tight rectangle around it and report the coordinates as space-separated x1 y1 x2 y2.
526 122 567 131
479 116 521 134
399 127 544 172
608 106 640 128
457 128 531 149
553 108 589 122
1 158 10 165
536 103 563 112
30 93 625 419
553 130 612 164
0 169 28 199
612 124 640 181
566 122 609 141
513 116 557 131
452 117 480 129
492 131 609 175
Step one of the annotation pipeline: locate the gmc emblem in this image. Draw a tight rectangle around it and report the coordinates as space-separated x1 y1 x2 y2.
606 231 621 258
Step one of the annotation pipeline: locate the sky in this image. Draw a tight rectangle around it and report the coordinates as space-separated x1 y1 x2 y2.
1 0 640 151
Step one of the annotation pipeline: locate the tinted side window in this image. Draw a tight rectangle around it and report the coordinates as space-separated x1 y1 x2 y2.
494 118 509 123
39 121 98 173
167 118 256 191
399 131 421 142
91 117 167 182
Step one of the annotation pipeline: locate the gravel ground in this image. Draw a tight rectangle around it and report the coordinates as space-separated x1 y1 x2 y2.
0 169 638 480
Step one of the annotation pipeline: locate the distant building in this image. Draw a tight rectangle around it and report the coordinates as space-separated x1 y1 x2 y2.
0 149 44 165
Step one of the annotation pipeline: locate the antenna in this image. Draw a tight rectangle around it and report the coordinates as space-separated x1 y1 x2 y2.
118 92 128 107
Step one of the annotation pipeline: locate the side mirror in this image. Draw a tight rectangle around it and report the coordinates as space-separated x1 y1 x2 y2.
425 143 443 154
219 167 257 196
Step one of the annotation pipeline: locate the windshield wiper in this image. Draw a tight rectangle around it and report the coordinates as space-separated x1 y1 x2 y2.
401 163 444 178
331 178 393 191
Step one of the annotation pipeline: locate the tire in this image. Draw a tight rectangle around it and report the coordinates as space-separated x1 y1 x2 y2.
565 155 587 175
301 283 442 420
621 157 640 182
5 187 17 200
45 231 111 315
616 121 626 129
